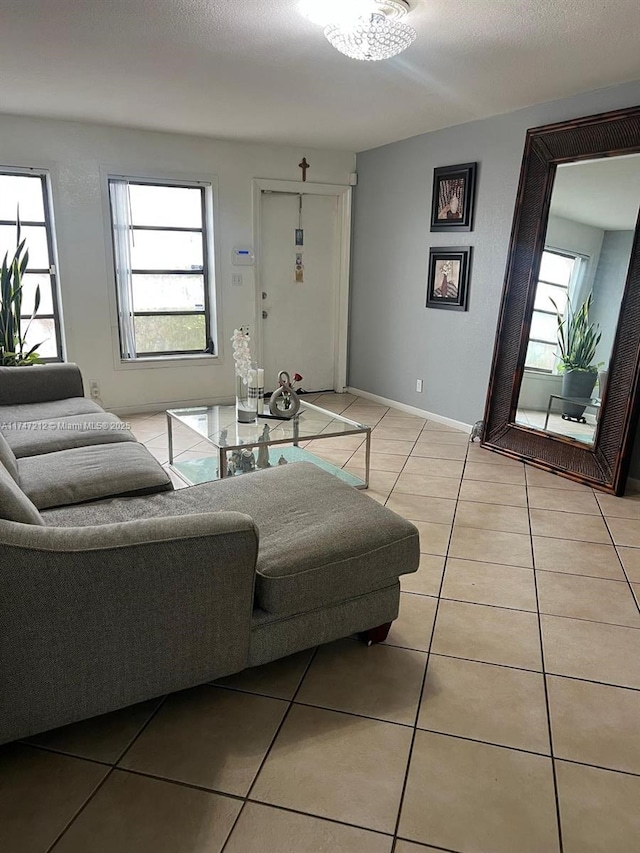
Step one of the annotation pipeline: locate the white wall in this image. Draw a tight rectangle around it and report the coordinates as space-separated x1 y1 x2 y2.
591 230 636 367
0 113 354 411
519 372 563 412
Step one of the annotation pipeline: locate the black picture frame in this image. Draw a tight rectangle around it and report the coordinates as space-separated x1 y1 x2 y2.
430 162 477 232
426 246 472 311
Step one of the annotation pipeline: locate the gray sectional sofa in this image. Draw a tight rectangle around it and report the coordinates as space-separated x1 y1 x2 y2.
0 364 420 745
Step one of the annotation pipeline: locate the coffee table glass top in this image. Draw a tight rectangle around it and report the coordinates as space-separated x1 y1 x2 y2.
166 400 371 489
166 400 368 447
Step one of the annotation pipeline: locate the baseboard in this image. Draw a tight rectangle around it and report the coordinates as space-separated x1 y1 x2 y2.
110 395 234 417
346 387 472 433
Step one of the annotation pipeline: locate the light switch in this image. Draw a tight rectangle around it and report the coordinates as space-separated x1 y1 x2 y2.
232 274 243 287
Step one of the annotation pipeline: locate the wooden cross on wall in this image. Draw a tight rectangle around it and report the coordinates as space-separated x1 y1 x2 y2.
298 157 310 182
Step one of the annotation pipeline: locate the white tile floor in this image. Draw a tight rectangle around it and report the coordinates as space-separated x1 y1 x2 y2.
2 392 639 853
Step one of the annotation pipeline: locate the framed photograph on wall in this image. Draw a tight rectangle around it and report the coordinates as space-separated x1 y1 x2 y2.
426 246 472 311
430 162 477 232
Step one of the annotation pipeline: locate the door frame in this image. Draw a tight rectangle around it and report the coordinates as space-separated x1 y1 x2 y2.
252 178 352 392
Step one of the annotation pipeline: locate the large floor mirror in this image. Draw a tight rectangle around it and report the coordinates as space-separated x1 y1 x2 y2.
483 107 640 494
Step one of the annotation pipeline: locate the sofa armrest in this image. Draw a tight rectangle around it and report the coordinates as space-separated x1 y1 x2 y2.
0 512 259 744
0 363 84 406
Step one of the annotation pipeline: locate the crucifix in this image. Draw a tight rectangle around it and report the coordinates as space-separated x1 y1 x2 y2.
298 157 310 182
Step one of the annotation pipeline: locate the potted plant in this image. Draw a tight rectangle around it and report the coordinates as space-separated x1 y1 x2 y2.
550 292 602 421
0 218 43 366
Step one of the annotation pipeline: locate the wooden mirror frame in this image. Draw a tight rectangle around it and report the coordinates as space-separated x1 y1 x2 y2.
482 106 640 495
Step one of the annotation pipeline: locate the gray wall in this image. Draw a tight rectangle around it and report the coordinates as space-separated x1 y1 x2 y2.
349 79 640 480
591 230 636 366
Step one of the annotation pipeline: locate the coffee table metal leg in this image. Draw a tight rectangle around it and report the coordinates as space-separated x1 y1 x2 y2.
167 413 174 465
219 447 227 480
364 428 371 489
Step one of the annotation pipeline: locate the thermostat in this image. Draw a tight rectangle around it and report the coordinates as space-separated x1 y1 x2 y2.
232 246 255 266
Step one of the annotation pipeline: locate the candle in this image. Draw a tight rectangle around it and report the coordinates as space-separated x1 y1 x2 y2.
256 368 265 415
248 369 258 388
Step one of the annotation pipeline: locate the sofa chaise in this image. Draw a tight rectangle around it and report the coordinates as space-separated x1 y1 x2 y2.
0 364 420 745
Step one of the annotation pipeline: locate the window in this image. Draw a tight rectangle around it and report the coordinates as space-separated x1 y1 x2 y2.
525 249 581 372
0 170 63 360
108 179 215 359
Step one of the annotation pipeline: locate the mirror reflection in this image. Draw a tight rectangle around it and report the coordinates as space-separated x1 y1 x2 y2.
515 153 640 445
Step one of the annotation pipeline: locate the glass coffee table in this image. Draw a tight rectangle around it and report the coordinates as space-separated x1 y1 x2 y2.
166 400 371 488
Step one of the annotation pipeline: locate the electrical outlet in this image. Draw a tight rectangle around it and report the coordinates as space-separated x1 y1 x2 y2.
232 273 243 287
416 379 423 393
89 381 101 400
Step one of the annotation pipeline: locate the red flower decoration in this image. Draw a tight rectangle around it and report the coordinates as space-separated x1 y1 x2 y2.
293 373 303 382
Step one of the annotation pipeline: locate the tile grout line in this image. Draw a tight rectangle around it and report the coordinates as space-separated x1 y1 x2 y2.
595 502 640 619
525 467 565 853
383 417 435 510
241 798 396 842
400 593 640 630
43 694 171 853
219 646 321 853
389 428 469 849
44 769 115 853
87 761 400 843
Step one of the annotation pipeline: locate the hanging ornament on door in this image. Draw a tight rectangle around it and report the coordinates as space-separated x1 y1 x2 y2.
269 371 301 419
295 194 304 282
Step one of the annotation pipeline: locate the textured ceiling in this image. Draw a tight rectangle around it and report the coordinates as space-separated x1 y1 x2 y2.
0 0 639 151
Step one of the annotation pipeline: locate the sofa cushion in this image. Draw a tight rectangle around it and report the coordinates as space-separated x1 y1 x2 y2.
0 461 44 525
41 463 420 614
0 397 103 425
0 431 19 481
2 412 136 458
18 442 173 509
0 363 84 406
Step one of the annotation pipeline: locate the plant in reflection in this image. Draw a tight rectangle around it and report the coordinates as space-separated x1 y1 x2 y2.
550 292 602 374
550 292 603 420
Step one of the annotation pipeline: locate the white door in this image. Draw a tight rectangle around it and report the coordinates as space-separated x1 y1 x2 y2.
260 192 339 393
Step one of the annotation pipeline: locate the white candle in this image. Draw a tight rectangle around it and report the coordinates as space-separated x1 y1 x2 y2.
248 369 258 388
257 369 264 387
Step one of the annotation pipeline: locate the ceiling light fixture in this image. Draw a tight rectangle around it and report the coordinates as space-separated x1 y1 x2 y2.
301 0 417 62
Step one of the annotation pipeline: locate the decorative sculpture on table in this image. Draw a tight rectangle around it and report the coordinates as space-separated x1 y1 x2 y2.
256 424 271 469
227 447 257 476
240 449 256 473
226 449 242 476
269 371 301 419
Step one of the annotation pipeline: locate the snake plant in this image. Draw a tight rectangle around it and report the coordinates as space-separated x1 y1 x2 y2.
0 217 43 365
550 292 602 374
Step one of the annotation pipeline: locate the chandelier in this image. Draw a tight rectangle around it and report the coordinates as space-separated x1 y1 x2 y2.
300 0 417 62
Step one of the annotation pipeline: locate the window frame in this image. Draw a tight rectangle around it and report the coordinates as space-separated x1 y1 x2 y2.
0 168 64 362
525 248 580 374
108 176 216 360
